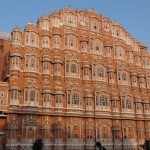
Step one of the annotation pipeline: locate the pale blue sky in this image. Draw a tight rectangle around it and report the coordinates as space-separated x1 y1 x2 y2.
0 0 150 49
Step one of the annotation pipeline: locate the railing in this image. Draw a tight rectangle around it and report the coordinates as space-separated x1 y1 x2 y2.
0 32 11 40
12 41 21 45
7 138 17 143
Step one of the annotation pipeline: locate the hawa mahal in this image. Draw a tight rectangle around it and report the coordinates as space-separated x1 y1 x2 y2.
0 7 150 150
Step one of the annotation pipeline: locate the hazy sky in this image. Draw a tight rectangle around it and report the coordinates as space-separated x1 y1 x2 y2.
0 0 150 49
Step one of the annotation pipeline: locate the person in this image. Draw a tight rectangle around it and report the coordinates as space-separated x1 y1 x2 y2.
96 142 107 150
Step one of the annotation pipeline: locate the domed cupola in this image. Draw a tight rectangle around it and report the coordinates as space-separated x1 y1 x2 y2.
11 26 22 46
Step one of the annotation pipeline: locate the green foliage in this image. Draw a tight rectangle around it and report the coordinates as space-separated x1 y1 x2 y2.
140 140 150 150
32 139 44 150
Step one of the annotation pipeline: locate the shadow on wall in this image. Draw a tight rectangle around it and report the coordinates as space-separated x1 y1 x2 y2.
41 123 137 150
5 119 143 150
0 118 6 150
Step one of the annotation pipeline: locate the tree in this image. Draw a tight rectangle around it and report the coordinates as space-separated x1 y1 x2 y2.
140 140 150 150
32 139 44 150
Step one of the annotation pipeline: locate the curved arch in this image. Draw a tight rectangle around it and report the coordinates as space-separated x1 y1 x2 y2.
66 85 81 109
91 16 100 22
65 59 80 77
67 119 83 127
24 85 39 106
66 83 81 91
94 86 109 94
97 120 112 128
22 118 39 127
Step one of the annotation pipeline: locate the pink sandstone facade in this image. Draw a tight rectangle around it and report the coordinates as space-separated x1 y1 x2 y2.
0 7 150 150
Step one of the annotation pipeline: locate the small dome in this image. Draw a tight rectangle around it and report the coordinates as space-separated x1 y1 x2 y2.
42 55 51 62
50 12 59 17
53 56 63 64
40 15 49 20
12 26 22 32
24 23 38 32
104 40 112 47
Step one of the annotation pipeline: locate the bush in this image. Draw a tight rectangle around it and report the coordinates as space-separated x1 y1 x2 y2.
140 140 150 150
32 139 44 150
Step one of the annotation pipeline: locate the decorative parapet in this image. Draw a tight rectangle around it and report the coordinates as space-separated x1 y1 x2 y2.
0 32 11 40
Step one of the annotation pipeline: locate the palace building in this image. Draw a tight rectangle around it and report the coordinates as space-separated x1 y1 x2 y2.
0 7 150 150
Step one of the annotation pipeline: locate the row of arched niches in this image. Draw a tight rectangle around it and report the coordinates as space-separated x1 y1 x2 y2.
9 7 150 116
11 7 149 56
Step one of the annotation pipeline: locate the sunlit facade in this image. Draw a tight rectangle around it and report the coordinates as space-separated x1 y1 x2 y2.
0 7 150 150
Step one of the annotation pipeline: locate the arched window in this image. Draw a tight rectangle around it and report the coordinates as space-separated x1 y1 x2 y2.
147 77 150 89
128 127 134 139
10 90 19 105
66 63 69 73
86 98 92 110
122 96 132 110
25 55 38 72
30 90 35 101
90 40 93 51
83 68 89 76
95 39 101 53
67 15 77 26
97 68 104 77
30 33 35 45
25 91 28 101
93 65 96 76
43 94 50 103
12 56 20 69
115 47 124 60
43 61 50 74
70 37 74 47
55 123 63 143
101 126 109 139
12 30 21 45
24 87 39 106
122 97 125 109
122 72 127 81
100 95 108 106
106 47 111 57
143 57 146 66
119 49 123 57
65 36 68 46
55 95 63 108
126 99 132 109
28 127 34 139
25 32 30 45
97 128 100 139
71 64 77 73
131 76 137 87
96 46 99 51
53 35 60 48
42 20 49 31
42 36 50 48
136 103 142 112
25 56 29 68
30 56 36 70
65 60 79 77
67 89 81 108
95 92 109 109
43 94 51 107
67 91 71 105
72 93 79 105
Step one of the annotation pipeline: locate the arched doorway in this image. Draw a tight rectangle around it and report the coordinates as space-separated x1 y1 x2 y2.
0 131 4 150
